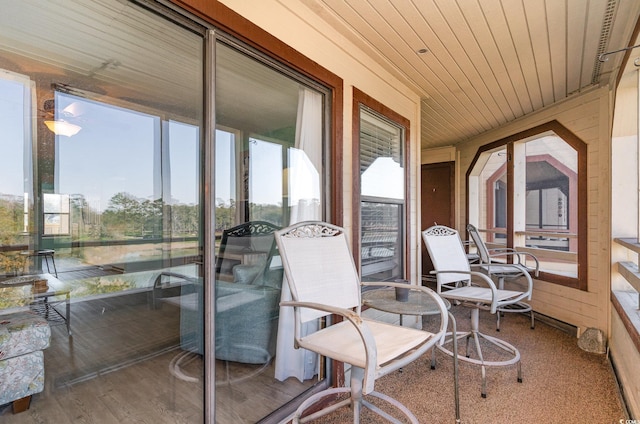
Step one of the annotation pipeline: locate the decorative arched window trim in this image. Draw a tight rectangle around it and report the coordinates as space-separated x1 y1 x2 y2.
466 120 587 290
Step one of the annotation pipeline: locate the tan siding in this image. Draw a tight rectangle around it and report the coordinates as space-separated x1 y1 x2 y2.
456 87 611 334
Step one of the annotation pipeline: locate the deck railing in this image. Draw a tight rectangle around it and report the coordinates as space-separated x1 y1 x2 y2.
612 238 640 353
614 238 640 308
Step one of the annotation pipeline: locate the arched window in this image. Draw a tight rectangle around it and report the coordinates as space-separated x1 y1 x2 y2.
467 121 587 289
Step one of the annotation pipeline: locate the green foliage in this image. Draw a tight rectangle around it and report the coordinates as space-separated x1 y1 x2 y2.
0 285 32 309
171 203 199 235
101 193 166 238
0 197 24 245
249 203 284 226
0 252 26 275
215 198 235 232
70 276 133 297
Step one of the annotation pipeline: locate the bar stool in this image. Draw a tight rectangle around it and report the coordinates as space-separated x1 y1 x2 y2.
21 249 57 277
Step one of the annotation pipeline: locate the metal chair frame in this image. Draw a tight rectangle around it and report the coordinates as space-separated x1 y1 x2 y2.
466 224 539 331
423 225 533 397
276 221 448 423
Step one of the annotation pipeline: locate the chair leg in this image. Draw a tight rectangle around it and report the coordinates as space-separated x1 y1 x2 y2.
530 310 535 329
293 367 418 423
350 367 364 423
430 345 437 369
469 330 488 398
438 308 521 398
12 395 32 414
517 359 523 383
480 361 487 398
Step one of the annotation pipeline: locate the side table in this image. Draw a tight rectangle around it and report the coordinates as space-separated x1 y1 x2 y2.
362 287 460 423
32 283 71 336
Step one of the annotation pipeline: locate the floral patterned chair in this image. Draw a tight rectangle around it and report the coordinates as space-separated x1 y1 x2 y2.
0 305 51 413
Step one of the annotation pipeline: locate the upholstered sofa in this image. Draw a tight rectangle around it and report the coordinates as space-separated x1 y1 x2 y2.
0 310 51 413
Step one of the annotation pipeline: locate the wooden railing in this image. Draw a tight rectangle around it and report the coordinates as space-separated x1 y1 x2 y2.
478 228 578 265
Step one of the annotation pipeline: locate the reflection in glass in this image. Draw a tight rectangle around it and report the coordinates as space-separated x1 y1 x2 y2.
0 74 33 252
359 107 405 282
214 41 327 421
0 0 205 421
249 138 283 224
43 193 69 235
523 135 578 277
361 157 404 199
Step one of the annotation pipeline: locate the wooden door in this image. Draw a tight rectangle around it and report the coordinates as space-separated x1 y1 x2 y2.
421 162 455 276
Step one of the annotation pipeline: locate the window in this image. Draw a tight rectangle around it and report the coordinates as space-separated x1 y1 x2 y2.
353 89 409 282
611 58 640 357
467 121 587 289
248 136 284 224
0 71 34 248
0 1 343 423
43 193 70 235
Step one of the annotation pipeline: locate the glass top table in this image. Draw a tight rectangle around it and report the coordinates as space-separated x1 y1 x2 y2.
362 287 451 324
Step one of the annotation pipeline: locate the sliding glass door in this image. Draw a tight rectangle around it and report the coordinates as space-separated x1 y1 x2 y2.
214 39 330 422
0 0 206 420
0 2 332 422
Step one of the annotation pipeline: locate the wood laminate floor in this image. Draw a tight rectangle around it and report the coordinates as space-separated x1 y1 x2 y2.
0 289 313 423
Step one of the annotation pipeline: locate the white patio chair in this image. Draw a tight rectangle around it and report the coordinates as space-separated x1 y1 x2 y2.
275 221 448 424
422 225 532 398
466 224 539 330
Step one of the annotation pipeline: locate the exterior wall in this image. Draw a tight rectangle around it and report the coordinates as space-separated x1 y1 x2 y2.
195 0 425 285
611 68 640 420
421 146 456 164
611 308 640 418
456 87 611 335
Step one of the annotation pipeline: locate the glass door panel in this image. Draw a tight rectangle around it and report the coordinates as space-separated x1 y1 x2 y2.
0 0 205 420
214 40 327 422
0 73 34 279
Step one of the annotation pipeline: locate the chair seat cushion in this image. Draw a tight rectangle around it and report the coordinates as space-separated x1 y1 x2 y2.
478 264 524 276
440 286 522 303
0 311 51 361
299 318 432 369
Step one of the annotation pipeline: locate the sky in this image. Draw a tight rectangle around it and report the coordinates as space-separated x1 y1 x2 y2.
1 84 200 211
0 78 27 197
2 78 401 216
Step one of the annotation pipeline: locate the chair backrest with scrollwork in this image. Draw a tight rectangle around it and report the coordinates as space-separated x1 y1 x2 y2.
422 225 472 291
215 221 280 282
275 221 361 323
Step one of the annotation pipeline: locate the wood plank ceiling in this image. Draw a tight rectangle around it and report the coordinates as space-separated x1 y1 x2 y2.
3 0 640 149
300 0 640 149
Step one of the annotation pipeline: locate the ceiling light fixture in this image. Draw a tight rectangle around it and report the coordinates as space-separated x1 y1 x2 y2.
42 98 83 137
44 119 82 137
